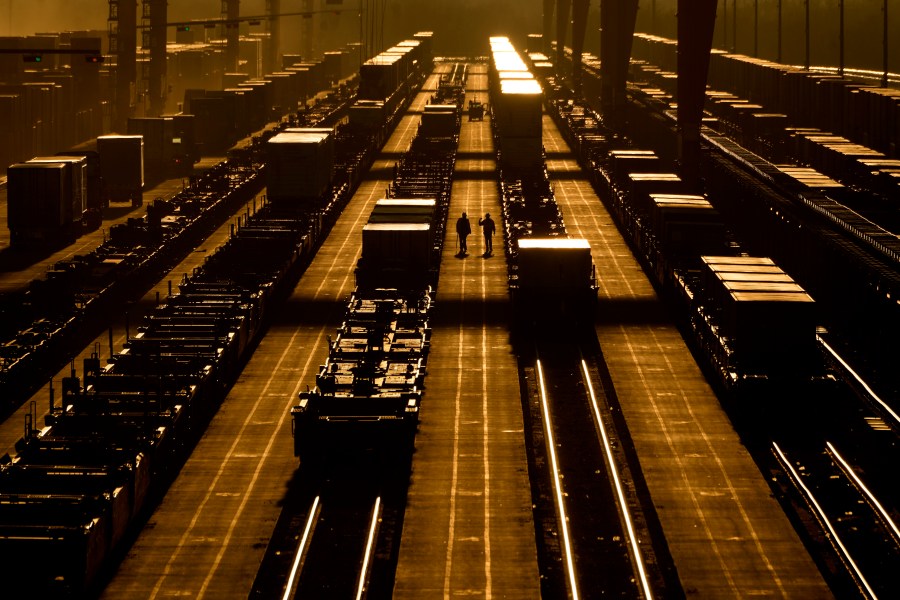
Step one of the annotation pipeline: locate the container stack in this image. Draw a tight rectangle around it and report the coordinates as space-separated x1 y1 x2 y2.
358 198 437 289
26 155 87 224
627 172 684 214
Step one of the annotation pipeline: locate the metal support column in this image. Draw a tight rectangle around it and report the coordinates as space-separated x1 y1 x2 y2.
882 0 889 87
731 0 736 53
303 0 313 60
839 0 844 76
599 0 639 124
555 0 571 77
267 0 280 73
754 0 758 57
223 0 240 73
777 0 782 62
571 0 590 94
804 0 810 70
677 0 718 187
109 0 137 129
543 0 555 55
142 0 166 116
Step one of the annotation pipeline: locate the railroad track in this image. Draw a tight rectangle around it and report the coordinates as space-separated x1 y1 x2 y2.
772 440 900 599
520 336 663 599
252 456 410 600
288 492 382 598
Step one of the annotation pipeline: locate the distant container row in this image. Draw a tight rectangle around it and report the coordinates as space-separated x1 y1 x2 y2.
349 32 434 129
183 50 358 155
632 34 900 159
488 36 543 169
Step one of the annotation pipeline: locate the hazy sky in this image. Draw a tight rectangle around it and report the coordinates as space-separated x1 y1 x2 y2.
2 0 896 71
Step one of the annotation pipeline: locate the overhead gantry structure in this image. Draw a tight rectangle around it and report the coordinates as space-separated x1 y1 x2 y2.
143 0 167 117
109 0 332 122
108 0 136 129
544 0 718 185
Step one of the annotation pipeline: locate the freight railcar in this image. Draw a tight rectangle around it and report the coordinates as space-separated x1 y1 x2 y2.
0 38 431 595
292 57 458 465
487 38 598 323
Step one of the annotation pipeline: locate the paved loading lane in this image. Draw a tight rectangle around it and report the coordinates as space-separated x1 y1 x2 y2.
393 65 541 599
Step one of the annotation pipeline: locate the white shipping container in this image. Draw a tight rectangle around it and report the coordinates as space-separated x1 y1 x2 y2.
28 155 87 219
497 78 542 138
267 130 334 200
516 238 593 291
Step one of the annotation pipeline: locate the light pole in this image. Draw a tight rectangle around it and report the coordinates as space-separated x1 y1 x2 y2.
723 0 728 50
732 0 737 53
839 0 844 76
804 0 810 70
754 0 758 57
883 0 889 86
777 0 782 63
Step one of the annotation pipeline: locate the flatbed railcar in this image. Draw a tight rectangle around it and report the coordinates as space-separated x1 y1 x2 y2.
0 37 432 596
542 56 900 597
292 57 460 465
486 37 597 322
552 43 899 399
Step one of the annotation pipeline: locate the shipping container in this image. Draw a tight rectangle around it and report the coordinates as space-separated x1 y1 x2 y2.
97 135 144 206
361 222 432 273
496 78 542 138
359 55 402 101
420 104 458 138
56 149 105 213
266 130 334 201
368 198 436 224
516 238 593 292
27 155 87 223
7 162 75 245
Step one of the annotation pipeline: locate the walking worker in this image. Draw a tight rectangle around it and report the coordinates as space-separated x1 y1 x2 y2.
456 211 471 255
478 212 496 256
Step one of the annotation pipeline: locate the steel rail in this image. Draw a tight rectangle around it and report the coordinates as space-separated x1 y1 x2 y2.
817 335 900 430
580 359 653 599
282 495 321 600
772 442 878 600
535 358 580 600
826 442 900 545
355 496 382 600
